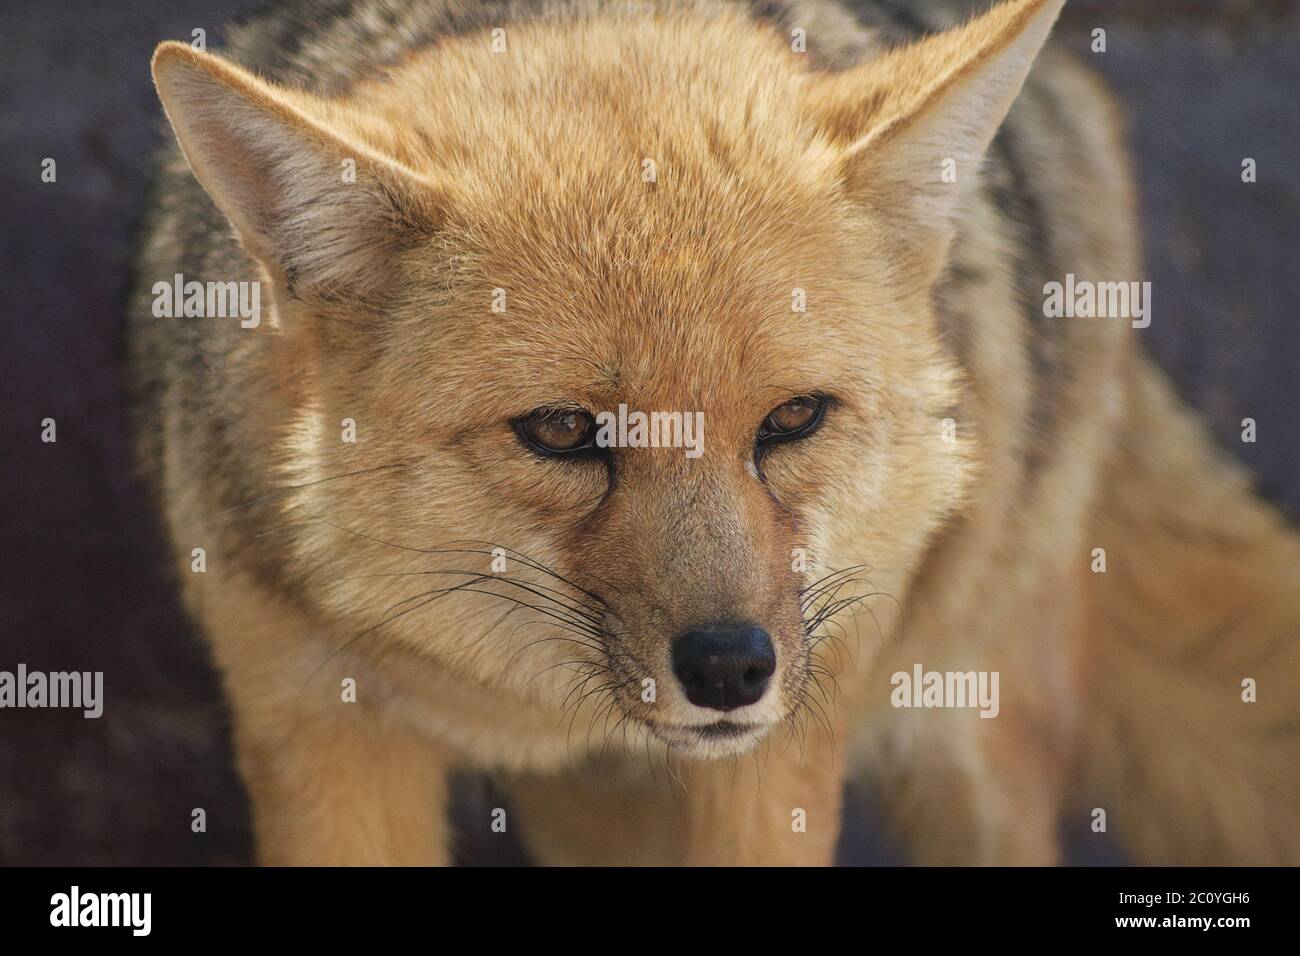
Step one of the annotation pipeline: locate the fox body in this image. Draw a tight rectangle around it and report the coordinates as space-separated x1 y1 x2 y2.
129 0 1300 865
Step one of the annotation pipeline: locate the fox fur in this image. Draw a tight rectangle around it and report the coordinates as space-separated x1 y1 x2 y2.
127 0 1300 865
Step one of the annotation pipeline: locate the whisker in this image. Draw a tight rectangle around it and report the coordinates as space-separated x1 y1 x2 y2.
341 568 606 628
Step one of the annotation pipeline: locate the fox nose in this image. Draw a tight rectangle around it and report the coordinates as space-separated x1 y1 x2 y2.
671 623 776 711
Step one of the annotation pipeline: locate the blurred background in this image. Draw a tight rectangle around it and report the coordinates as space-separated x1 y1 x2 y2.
1 0 1297 865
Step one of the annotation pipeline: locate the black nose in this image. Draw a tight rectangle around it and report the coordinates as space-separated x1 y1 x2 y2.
671 623 776 711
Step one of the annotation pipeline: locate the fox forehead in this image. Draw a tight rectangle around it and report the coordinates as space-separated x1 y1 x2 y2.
150 0 1061 437
331 10 947 415
432 208 872 388
412 290 881 440
363 21 872 347
405 206 888 426
350 10 836 183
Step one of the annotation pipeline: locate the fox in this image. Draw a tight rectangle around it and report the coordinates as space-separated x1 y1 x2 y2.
127 0 1300 866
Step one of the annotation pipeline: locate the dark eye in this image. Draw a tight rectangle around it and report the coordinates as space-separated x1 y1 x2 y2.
757 395 827 444
514 408 598 456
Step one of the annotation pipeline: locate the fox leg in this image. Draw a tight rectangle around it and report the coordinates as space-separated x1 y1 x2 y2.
189 570 453 866
875 709 1071 865
229 699 453 866
863 556 1085 865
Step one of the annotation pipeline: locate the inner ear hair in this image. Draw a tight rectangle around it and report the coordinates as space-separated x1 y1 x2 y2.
150 41 446 305
804 0 1066 250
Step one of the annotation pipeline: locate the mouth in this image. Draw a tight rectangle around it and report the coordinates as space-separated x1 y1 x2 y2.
644 718 771 756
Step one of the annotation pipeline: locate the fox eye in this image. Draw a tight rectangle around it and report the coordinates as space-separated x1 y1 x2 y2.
514 408 598 456
757 395 826 444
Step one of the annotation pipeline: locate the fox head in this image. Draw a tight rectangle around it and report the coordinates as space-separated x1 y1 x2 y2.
151 0 1063 758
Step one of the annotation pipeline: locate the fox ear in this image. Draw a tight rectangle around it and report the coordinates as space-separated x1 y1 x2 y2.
807 0 1064 259
150 41 444 306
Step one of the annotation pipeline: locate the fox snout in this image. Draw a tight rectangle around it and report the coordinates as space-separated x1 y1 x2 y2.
569 446 814 754
671 623 776 711
598 583 808 756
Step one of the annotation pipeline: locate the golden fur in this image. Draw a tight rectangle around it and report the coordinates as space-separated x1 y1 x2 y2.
129 0 1300 864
